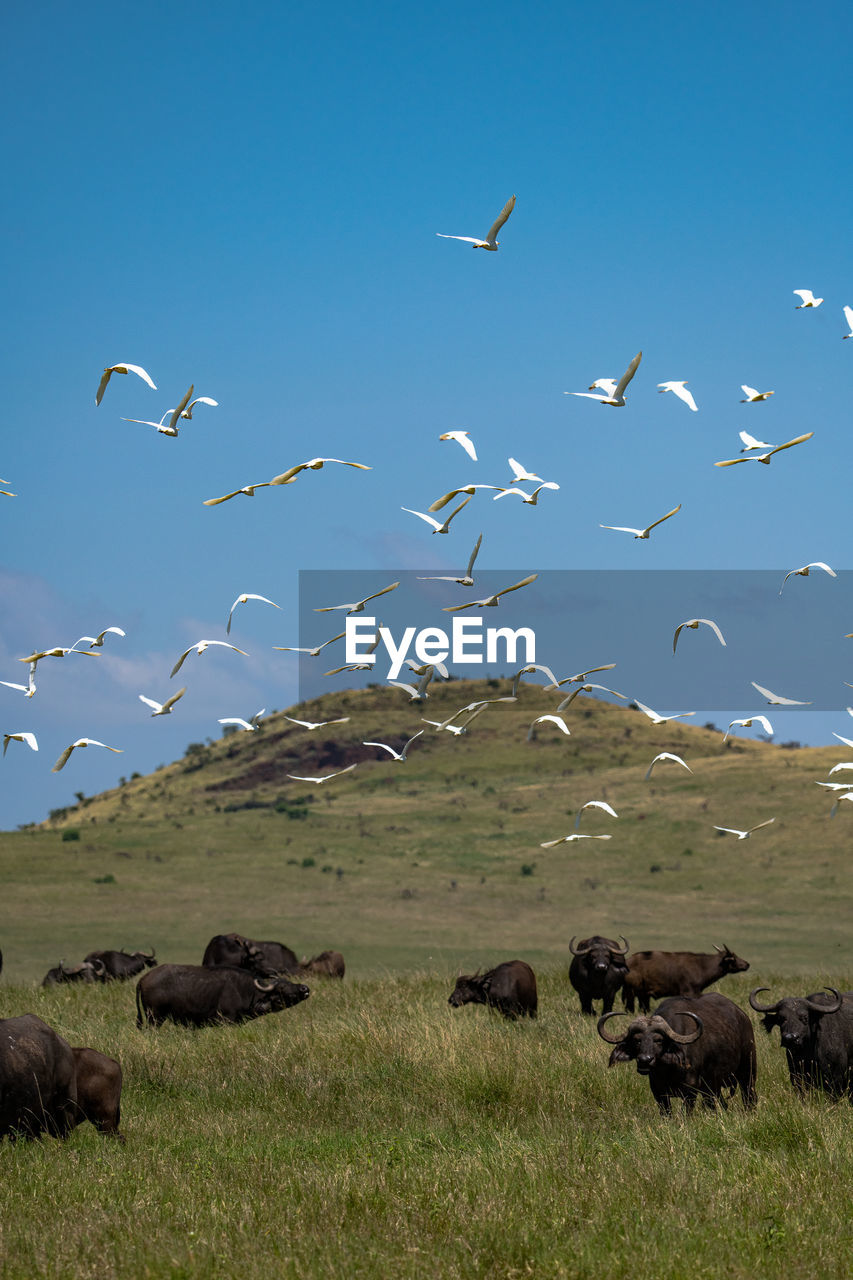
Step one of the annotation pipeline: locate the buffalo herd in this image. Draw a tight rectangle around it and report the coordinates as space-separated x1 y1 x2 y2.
1 929 852 1140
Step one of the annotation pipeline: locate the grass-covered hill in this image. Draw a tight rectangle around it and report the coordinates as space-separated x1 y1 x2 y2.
1 678 848 983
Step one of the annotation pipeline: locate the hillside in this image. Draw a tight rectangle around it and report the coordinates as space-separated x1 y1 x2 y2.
1 679 849 982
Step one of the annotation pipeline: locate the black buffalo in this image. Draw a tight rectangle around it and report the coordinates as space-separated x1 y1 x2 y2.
84 948 157 981
598 992 757 1115
71 1047 124 1140
0 1014 78 1139
41 960 102 987
622 945 749 1013
448 960 538 1021
202 934 298 976
299 950 346 979
749 986 853 1100
136 963 309 1028
569 935 629 1015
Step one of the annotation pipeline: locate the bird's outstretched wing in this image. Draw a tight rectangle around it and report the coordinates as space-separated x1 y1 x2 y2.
485 194 516 243
646 504 682 533
167 384 195 433
436 234 483 244
613 351 642 401
203 482 271 505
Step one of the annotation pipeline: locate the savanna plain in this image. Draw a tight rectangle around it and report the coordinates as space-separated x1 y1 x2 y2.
1 681 851 1279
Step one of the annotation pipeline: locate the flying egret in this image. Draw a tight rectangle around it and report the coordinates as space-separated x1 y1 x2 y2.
794 289 823 308
0 663 37 698
387 673 433 701
401 496 471 534
657 382 698 411
314 582 399 614
540 833 612 847
218 709 266 732
139 689 186 716
427 484 503 513
163 384 195 434
274 631 346 657
270 458 371 486
122 411 179 436
405 659 449 679
828 762 853 777
52 738 123 772
600 504 682 540
70 627 126 651
713 819 775 840
645 752 692 780
527 714 570 741
203 481 273 505
362 730 424 762
672 618 727 654
287 764 357 784
436 193 516 251
436 697 516 732
574 800 618 830
3 731 38 756
179 395 218 419
443 573 538 612
567 352 642 407
282 715 350 731
493 483 560 505
634 700 695 725
738 430 773 452
421 718 468 736
553 664 618 687
19 646 99 663
779 563 836 595
739 385 775 403
715 433 813 466
226 592 281 635
507 458 543 484
95 363 157 406
170 640 248 678
843 305 853 339
417 534 482 587
511 664 561 697
439 430 477 461
750 682 812 707
723 716 774 742
556 682 627 711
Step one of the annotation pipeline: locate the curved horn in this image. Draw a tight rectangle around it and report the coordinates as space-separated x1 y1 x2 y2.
651 1012 703 1044
749 987 780 1014
713 944 725 953
253 977 275 992
569 936 592 956
597 1011 632 1044
144 945 156 959
91 957 106 974
805 987 842 1015
612 936 629 955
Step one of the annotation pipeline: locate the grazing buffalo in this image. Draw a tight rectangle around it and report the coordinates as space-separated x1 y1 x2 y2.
84 948 157 981
569 935 629 1015
71 1048 124 1140
41 960 102 987
0 1014 78 1139
622 944 749 1013
448 960 538 1021
202 934 298 976
598 992 757 1115
136 963 310 1028
749 986 853 1100
299 950 345 979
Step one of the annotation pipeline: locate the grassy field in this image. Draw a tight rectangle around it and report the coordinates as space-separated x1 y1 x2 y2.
1 681 851 1278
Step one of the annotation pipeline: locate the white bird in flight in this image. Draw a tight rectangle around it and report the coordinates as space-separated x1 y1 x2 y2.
634 700 695 725
417 534 482 587
740 385 775 402
269 458 371 486
52 738 123 772
493 482 560 506
203 481 274 506
738 430 773 453
436 193 516 251
511 663 561 696
715 433 813 467
362 730 424 762
436 696 516 732
843 305 853 339
645 752 692 780
507 458 543 484
541 833 612 847
274 631 346 657
527 714 570 741
600 504 681 540
218 709 266 732
401 496 471 534
672 618 726 654
750 681 812 706
657 381 698 411
568 352 643 407
178 395 218 419
713 819 775 840
828 762 853 777
283 715 350 731
139 688 186 716
428 484 503 513
442 573 538 612
95 363 157 406
723 716 774 742
287 764 358 784
314 582 399 614
0 663 37 699
556 682 627 711
574 800 618 830
3 731 38 756
70 626 126 651
439 430 477 461
779 562 836 595
226 592 281 635
421 718 468 736
170 639 248 678
160 385 195 435
794 289 823 308
19 646 100 664
122 411 180 437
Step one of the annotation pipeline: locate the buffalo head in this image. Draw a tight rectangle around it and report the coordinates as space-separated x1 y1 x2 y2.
252 975 310 1011
569 935 629 973
749 987 842 1050
448 972 487 1008
598 1009 703 1073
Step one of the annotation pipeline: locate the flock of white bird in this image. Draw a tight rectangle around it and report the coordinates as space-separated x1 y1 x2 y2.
2 193 851 844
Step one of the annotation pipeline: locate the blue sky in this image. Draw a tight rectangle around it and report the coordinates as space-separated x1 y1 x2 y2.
1 2 851 827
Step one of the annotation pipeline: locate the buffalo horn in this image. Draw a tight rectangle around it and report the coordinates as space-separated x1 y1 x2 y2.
91 957 106 974
597 1011 630 1044
253 978 276 992
569 936 592 956
144 945 156 960
651 1012 703 1044
805 987 843 1014
612 936 629 955
748 987 780 1014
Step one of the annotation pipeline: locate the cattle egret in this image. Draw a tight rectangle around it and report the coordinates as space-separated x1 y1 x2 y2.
19 647 99 664
715 433 813 466
179 395 218 419
443 573 538 612
401 496 471 534
162 384 195 434
645 752 692 780
436 697 516 732
724 716 774 742
634 700 695 725
814 780 853 791
226 592 281 635
658 382 698 411
405 659 449 680
421 718 468 736
713 819 775 840
436 193 516 250
600 504 682 540
750 681 812 706
574 800 618 830
779 562 836 595
362 730 424 762
794 289 823 308
270 458 371 485
387 673 433 701
439 430 477 461
739 430 773 452
493 482 560 505
273 631 346 657
567 351 642 407
828 762 853 777
52 738 123 772
218 710 266 732
139 688 186 716
70 627 126 651
508 458 543 484
843 305 853 339
740 385 775 403
3 731 38 756
203 481 273 505
556 682 627 711
170 639 248 678
283 715 350 731
314 582 399 614
417 534 483 587
527 714 570 741
95 363 157 406
287 764 357 784
0 663 37 698
121 411 179 436
511 664 560 697
540 833 612 847
672 618 727 654
554 664 618 687
428 484 503 513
